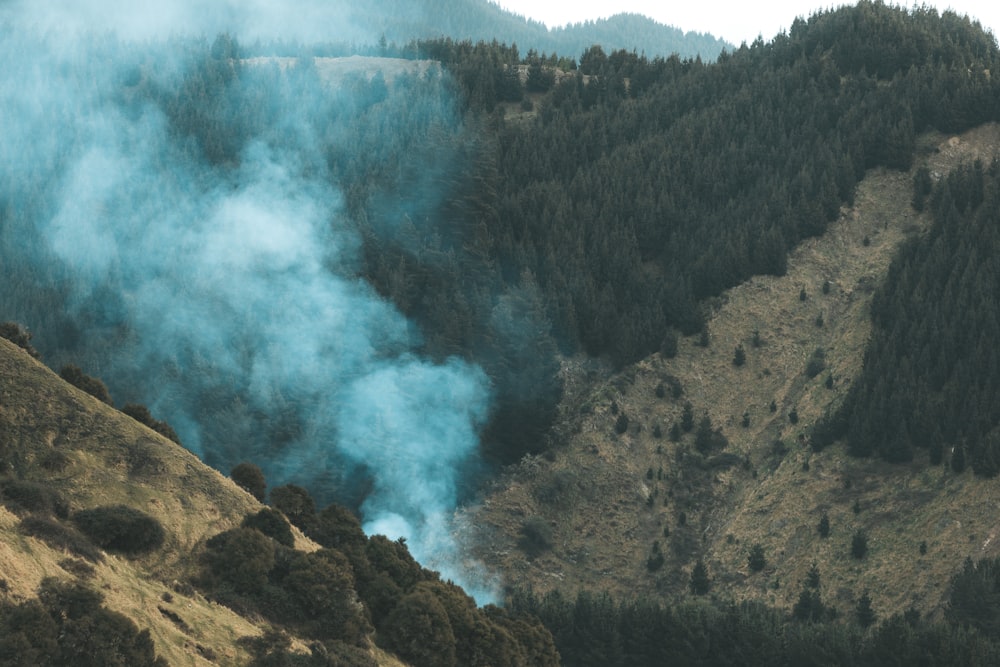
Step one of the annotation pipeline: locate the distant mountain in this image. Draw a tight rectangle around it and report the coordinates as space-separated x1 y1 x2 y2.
329 0 731 60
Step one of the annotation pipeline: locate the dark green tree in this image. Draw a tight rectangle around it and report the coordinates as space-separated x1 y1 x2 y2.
851 529 869 559
747 543 766 572
690 559 711 595
855 591 876 628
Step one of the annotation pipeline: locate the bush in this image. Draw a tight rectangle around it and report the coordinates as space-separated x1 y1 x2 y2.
951 445 967 473
614 413 629 434
309 503 368 554
855 591 876 628
121 403 181 444
0 321 39 358
805 348 826 379
19 515 104 562
242 508 294 547
747 543 767 572
519 517 553 557
231 462 267 502
383 588 457 667
851 529 869 559
204 527 276 595
690 559 710 595
660 329 679 358
72 505 166 555
733 345 746 367
0 479 69 517
818 513 831 538
681 402 695 432
270 484 316 530
59 364 113 405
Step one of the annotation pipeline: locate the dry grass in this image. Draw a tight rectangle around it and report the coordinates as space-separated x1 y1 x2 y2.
0 338 400 666
468 123 1000 620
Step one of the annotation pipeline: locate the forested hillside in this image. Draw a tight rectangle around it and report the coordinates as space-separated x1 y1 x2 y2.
821 159 1000 472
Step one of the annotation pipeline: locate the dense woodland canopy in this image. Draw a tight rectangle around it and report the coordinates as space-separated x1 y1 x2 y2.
817 159 1000 472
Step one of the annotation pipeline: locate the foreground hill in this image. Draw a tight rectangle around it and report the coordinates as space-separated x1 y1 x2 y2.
0 337 557 666
0 336 272 665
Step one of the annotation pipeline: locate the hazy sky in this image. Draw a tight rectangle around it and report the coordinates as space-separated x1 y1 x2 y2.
495 1 1000 46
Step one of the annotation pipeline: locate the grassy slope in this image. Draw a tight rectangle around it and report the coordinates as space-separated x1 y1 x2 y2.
468 123 1000 621
0 337 399 666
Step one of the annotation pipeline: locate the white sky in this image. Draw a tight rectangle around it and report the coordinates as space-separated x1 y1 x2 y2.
495 1 1000 47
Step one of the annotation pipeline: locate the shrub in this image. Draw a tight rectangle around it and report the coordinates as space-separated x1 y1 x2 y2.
310 503 369 554
690 559 710 595
951 445 967 473
681 402 695 432
614 413 629 434
747 543 767 572
72 505 165 555
0 479 69 517
32 578 167 665
855 591 876 628
59 364 113 405
519 517 553 557
806 562 821 589
647 541 664 571
669 422 682 442
58 557 96 579
733 345 746 367
231 462 267 502
660 329 679 358
19 516 104 562
383 587 458 667
270 484 316 530
121 403 181 444
203 527 276 594
818 513 830 538
805 348 826 378
0 321 40 358
282 550 371 644
851 529 869 559
242 508 294 547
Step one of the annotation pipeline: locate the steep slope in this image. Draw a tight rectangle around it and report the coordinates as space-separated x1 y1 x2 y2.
469 123 1000 620
0 337 397 666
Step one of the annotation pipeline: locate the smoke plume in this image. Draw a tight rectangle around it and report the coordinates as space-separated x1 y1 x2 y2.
0 3 498 600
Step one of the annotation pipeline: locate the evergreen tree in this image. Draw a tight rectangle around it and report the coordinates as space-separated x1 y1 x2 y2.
690 559 711 595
